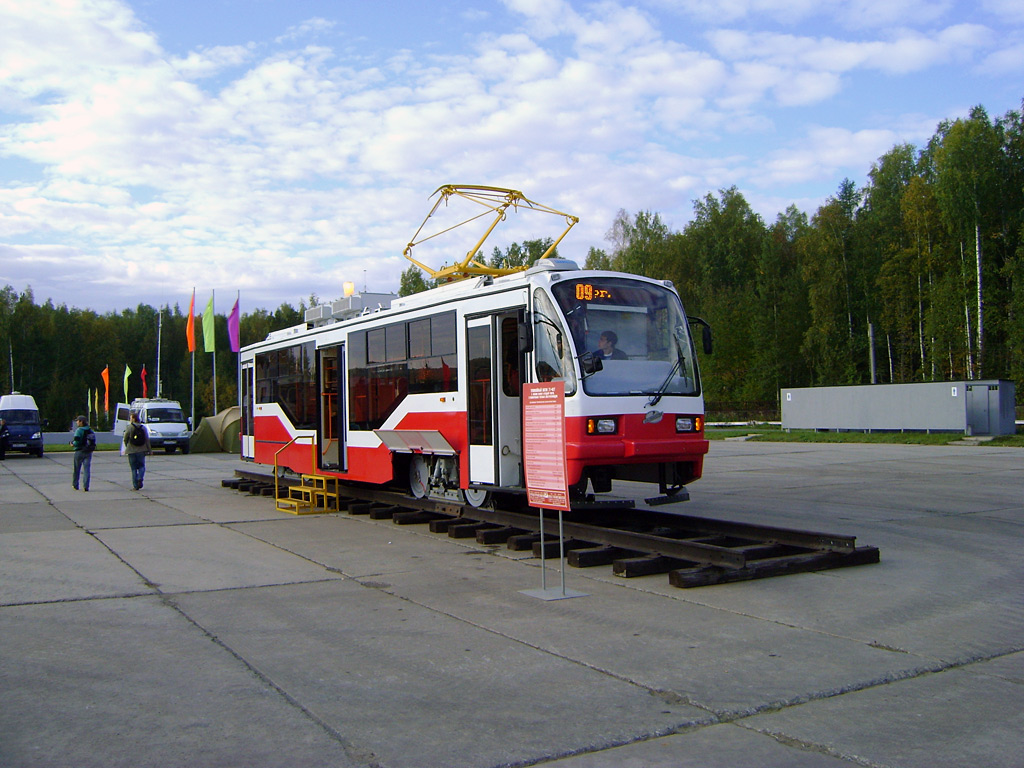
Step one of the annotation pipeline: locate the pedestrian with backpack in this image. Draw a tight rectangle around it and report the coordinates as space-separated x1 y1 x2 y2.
123 411 151 490
71 415 95 491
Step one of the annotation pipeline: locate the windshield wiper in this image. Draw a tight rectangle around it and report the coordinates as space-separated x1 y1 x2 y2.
647 326 688 407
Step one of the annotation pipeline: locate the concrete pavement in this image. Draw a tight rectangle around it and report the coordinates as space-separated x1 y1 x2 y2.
1 442 1021 767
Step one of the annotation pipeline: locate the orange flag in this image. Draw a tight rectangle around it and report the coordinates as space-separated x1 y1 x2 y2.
186 289 196 353
100 365 110 413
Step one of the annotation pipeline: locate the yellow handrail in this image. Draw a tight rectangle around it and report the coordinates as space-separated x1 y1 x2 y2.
272 434 317 501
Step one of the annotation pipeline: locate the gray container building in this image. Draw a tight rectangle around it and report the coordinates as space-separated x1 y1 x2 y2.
781 380 1016 436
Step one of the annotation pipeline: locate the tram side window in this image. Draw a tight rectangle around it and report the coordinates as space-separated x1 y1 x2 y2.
348 331 369 429
348 311 459 431
255 342 317 430
408 312 457 394
358 328 408 429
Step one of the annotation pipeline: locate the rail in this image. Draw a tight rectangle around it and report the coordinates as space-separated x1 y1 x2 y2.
227 469 879 589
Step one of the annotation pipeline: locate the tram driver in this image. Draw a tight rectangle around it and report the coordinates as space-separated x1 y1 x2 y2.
593 330 628 360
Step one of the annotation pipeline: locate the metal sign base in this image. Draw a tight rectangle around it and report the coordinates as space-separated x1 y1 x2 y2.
520 586 588 601
519 508 588 601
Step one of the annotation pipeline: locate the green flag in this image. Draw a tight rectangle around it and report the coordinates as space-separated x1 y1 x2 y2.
203 292 215 353
124 364 132 400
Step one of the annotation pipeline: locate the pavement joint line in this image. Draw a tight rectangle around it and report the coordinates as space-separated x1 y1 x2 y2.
732 721 887 768
1 591 159 608
505 717 726 767
715 643 1024 723
157 591 386 768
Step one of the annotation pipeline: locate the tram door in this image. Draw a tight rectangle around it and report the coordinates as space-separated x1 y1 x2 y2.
318 344 344 471
240 361 255 460
466 312 524 489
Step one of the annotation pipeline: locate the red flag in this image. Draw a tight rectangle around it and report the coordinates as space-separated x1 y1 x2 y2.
186 289 196 353
228 296 240 353
141 364 148 399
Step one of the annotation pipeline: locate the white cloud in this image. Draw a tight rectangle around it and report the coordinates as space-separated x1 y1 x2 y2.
709 25 993 76
657 0 952 28
275 16 336 44
0 0 160 101
171 45 254 79
0 0 1019 311
751 126 907 186
978 43 1024 74
981 0 1024 24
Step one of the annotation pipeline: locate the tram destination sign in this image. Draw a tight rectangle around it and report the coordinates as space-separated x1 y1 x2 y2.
522 381 571 511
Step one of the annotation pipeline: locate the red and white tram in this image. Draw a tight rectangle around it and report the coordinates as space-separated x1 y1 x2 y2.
239 187 710 507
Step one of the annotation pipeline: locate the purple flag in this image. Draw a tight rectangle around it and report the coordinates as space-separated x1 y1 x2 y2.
228 296 240 352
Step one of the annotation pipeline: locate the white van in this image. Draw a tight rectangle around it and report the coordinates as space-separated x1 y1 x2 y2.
113 398 192 454
0 392 46 456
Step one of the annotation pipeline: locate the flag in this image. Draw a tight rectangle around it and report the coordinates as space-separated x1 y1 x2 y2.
94 388 99 419
228 295 240 353
101 366 109 413
87 388 92 420
141 364 148 399
203 291 215 353
123 364 132 400
186 289 196 353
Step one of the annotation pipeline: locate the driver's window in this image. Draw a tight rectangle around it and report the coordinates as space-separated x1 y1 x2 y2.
532 289 576 395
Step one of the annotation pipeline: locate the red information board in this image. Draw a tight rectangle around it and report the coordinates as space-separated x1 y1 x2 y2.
522 381 570 511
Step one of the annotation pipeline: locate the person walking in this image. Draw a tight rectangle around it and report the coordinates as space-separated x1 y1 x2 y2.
123 411 151 490
71 415 94 491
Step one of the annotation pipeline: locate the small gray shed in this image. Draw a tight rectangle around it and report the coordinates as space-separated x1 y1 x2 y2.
781 380 1016 435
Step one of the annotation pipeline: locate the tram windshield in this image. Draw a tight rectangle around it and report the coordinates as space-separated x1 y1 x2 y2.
549 276 700 397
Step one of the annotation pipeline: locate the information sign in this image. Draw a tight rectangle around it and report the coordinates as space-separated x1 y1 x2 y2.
523 381 570 511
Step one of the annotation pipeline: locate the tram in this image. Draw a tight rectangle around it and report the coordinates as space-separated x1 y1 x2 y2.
239 186 711 506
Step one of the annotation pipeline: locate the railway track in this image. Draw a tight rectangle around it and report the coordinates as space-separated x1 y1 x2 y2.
224 470 880 588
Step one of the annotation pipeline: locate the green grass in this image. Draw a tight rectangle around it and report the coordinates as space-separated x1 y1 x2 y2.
40 443 121 453
706 424 1024 447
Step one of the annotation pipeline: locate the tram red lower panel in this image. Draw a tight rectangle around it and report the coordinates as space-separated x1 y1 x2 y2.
563 414 709 485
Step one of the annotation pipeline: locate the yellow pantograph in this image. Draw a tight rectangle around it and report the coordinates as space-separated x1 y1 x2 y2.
403 185 579 282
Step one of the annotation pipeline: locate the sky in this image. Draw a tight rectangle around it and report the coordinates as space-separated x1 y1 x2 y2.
1 0 1022 316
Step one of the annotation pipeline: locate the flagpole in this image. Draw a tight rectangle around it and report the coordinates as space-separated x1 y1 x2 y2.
156 309 162 399
212 289 218 415
235 290 240 415
188 288 196 432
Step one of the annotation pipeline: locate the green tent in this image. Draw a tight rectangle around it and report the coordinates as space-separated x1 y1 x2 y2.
189 406 241 453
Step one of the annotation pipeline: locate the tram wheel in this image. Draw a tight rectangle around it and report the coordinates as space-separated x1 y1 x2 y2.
409 455 429 499
464 488 490 508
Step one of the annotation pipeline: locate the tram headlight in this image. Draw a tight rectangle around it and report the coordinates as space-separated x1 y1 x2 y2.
586 417 618 435
675 416 703 433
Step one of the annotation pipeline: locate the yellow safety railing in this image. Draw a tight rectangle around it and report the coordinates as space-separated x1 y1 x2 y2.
273 434 318 502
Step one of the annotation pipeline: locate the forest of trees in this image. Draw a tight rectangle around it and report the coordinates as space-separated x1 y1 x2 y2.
0 289 309 431
3 99 1022 430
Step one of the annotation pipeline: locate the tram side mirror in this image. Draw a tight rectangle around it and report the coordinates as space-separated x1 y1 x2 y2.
580 351 603 376
688 316 713 355
518 321 533 354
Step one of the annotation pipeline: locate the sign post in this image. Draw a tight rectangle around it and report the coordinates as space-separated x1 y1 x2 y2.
519 382 587 601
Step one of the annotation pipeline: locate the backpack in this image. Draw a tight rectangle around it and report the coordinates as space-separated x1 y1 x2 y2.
83 428 97 453
128 423 147 447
